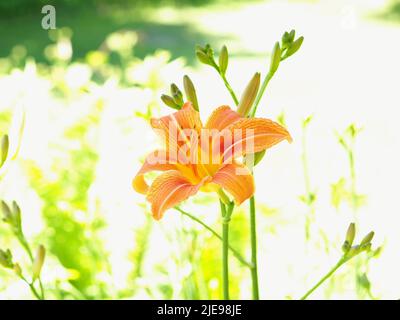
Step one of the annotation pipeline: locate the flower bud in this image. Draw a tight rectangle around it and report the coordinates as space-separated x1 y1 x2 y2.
183 75 199 111
1 134 9 167
1 200 12 224
219 45 228 75
345 223 356 246
283 36 304 59
237 72 260 116
0 249 13 269
11 201 22 230
161 94 180 110
269 42 281 74
32 245 46 280
13 263 22 277
170 83 184 106
196 50 213 66
360 231 374 246
289 29 296 42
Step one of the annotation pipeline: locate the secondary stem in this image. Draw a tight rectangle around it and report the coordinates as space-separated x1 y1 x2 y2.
249 196 259 299
300 259 344 300
250 71 274 117
175 207 251 267
221 73 239 106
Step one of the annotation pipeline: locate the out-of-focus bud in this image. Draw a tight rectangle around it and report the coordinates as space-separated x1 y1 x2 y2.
1 201 13 224
11 201 22 230
161 94 180 110
219 45 228 75
360 231 374 246
283 36 304 59
342 223 356 253
269 42 281 74
346 223 356 246
14 263 22 277
0 249 14 269
32 245 46 280
183 75 199 111
289 29 296 42
237 72 260 116
282 31 294 49
1 134 9 167
170 83 184 106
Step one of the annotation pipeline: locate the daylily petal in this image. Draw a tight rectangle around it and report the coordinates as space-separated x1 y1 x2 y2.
150 102 202 152
147 171 205 220
132 150 178 194
221 118 292 162
205 105 242 131
211 163 255 204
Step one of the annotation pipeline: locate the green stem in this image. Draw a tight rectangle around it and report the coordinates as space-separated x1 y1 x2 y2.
20 276 43 300
16 231 45 299
249 196 260 299
221 201 234 300
175 207 251 268
220 72 239 106
300 259 345 300
250 71 274 117
302 124 314 240
222 215 229 300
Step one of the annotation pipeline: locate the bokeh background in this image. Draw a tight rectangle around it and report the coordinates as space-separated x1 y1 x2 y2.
1 0 400 299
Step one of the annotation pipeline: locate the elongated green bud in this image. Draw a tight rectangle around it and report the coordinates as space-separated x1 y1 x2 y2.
237 72 260 116
346 223 356 245
1 201 12 223
161 94 180 110
32 245 46 280
360 231 374 246
1 134 9 167
219 45 228 75
283 36 304 59
11 201 22 230
270 42 281 74
183 75 199 111
170 83 184 106
289 29 296 42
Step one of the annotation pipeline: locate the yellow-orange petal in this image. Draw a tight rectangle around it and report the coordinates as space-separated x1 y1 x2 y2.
205 105 242 131
132 150 177 194
221 118 292 162
211 163 255 205
147 171 204 220
150 102 202 151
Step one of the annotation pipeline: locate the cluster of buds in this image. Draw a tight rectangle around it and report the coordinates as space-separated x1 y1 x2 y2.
1 200 46 296
1 200 21 234
269 29 304 74
342 223 374 261
195 44 229 75
161 75 199 111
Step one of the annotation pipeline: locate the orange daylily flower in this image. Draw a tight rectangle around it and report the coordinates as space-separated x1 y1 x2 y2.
133 102 292 220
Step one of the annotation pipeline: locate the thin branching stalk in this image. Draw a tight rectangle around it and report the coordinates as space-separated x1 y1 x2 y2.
175 207 252 268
